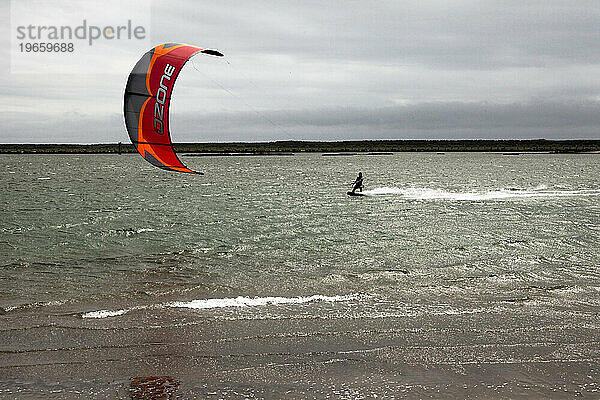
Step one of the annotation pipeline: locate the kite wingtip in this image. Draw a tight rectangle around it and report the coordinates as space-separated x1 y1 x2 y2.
200 49 224 57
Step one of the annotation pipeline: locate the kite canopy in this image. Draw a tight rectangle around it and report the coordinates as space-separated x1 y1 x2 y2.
123 43 224 174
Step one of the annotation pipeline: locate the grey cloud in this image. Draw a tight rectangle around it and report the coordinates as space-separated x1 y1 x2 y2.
3 99 600 144
3 99 599 143
2 1 600 143
153 1 600 69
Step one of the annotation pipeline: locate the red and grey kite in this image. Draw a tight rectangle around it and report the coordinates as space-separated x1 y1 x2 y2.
123 43 223 174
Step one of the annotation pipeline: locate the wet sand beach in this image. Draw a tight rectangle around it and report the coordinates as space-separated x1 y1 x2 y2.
2 306 599 398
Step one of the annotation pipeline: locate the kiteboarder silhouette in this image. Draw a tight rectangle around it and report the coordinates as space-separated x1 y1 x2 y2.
351 172 364 193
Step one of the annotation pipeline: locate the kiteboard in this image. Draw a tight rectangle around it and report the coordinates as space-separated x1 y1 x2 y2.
347 191 365 197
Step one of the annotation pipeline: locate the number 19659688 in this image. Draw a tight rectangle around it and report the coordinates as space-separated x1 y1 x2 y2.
19 42 74 52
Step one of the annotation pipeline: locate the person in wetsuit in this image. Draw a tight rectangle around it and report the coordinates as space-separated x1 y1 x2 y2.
351 172 364 193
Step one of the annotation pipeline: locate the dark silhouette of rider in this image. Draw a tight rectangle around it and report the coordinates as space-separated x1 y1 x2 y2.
351 172 364 193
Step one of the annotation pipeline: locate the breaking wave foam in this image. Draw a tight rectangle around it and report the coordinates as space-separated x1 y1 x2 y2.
80 294 357 318
168 294 357 310
82 309 129 319
361 186 600 201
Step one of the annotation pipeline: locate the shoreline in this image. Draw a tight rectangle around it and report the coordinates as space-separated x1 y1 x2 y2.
1 139 599 154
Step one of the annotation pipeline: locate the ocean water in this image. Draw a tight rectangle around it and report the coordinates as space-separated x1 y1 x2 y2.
1 152 599 398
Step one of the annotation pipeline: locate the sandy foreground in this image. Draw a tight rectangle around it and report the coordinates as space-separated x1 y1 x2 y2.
0 307 598 399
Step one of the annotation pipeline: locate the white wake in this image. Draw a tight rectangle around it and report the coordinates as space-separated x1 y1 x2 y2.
360 186 600 201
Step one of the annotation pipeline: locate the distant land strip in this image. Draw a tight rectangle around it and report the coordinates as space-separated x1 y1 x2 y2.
1 140 599 154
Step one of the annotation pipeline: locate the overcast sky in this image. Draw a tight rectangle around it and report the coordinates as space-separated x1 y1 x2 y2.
2 0 600 143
